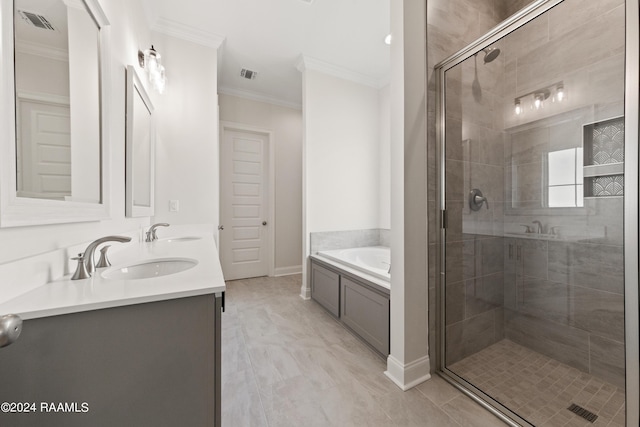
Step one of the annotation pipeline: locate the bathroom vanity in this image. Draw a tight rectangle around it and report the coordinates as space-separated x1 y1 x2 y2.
0 232 225 426
310 256 389 356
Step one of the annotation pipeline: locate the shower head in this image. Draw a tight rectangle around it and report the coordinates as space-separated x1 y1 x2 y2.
481 47 501 63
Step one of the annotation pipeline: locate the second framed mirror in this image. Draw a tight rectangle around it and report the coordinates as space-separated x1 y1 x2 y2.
125 65 155 217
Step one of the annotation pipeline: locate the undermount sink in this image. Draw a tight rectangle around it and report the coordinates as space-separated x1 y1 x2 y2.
101 258 198 280
158 236 202 243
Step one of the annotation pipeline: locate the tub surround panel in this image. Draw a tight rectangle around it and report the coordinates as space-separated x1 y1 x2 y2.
310 229 390 254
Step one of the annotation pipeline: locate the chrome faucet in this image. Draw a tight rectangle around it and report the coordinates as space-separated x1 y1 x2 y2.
146 223 170 242
532 220 543 234
82 236 132 275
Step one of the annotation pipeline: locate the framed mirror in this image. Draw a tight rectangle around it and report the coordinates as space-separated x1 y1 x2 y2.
125 65 155 217
0 0 111 227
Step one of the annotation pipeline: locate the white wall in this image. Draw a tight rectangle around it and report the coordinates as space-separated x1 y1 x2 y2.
218 93 302 273
304 70 382 233
379 84 391 230
0 0 154 265
384 0 430 390
300 67 390 295
0 0 220 272
151 32 219 236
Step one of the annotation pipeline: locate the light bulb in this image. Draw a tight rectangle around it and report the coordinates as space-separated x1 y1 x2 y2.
514 99 522 115
556 84 565 102
534 94 543 110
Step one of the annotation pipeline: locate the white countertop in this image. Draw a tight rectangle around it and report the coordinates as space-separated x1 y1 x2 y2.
0 232 226 320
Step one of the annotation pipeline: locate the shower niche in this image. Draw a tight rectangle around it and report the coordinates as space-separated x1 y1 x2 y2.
583 116 625 198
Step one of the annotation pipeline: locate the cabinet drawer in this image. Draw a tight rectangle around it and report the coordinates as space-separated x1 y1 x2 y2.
311 261 340 317
341 277 389 355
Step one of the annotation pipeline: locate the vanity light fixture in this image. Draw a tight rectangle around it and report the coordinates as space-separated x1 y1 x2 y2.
138 45 166 94
513 82 564 116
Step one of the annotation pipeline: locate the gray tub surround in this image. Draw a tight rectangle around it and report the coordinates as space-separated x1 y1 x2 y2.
0 231 225 426
310 228 390 254
309 255 390 357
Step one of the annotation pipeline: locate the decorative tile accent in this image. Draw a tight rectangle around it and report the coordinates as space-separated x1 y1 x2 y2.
584 117 624 166
585 175 624 197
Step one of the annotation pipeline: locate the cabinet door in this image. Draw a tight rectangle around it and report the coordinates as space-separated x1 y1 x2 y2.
311 262 340 317
341 277 389 355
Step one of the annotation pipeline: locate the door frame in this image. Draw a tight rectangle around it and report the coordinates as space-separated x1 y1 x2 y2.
219 121 275 278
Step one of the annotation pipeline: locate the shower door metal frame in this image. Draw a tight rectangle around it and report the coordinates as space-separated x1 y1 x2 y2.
434 0 640 425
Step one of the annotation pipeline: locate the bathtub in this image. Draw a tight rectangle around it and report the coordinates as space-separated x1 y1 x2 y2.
316 246 390 283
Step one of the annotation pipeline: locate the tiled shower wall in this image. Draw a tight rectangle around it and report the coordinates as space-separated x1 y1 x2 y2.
500 0 625 389
426 0 526 372
428 0 626 388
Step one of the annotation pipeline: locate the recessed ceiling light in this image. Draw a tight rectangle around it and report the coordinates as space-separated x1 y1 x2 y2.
384 34 392 45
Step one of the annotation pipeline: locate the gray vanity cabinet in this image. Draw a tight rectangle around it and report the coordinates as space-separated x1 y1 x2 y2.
0 294 223 427
310 258 390 356
311 261 340 317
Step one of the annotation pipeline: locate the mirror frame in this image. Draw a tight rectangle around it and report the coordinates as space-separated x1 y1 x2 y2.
0 0 111 227
125 65 155 217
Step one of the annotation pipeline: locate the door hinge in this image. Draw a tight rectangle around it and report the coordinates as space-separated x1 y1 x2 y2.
441 209 448 229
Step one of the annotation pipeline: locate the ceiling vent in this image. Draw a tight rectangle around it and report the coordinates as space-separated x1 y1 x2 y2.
240 68 258 80
17 10 56 31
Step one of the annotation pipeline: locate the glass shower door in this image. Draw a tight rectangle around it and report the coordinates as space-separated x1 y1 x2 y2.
437 1 633 425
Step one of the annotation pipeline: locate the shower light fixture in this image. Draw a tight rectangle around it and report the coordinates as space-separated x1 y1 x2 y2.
138 45 166 94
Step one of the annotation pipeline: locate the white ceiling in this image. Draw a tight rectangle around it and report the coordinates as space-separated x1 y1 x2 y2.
141 0 390 109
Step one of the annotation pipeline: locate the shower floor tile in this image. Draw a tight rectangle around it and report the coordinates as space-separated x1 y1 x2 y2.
448 339 626 426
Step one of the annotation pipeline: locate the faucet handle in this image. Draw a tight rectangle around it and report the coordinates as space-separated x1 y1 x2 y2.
71 253 91 280
96 245 112 268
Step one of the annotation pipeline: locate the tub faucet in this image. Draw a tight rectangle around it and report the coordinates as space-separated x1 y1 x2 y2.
532 220 543 234
82 236 132 275
146 223 170 242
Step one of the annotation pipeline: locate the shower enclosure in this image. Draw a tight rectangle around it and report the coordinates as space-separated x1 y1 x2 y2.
435 0 638 425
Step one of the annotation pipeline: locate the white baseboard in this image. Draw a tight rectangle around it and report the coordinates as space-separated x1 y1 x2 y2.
299 284 311 300
384 354 431 391
274 265 302 277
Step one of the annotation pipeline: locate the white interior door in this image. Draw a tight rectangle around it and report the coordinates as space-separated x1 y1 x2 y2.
16 99 71 200
220 128 270 280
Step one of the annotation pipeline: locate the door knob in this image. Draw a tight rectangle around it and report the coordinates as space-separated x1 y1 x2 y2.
262 221 267 226
218 225 224 231
0 314 23 348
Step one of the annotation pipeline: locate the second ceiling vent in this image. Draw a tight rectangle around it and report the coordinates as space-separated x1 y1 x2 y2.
240 68 258 80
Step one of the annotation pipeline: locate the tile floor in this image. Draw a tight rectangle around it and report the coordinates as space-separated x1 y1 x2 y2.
221 274 508 426
449 340 626 427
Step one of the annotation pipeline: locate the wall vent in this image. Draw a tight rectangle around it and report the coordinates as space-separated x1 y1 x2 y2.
240 68 258 80
17 10 56 31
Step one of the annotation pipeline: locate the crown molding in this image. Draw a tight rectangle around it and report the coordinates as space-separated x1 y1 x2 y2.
296 55 387 89
152 17 225 49
15 40 68 62
218 86 302 110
